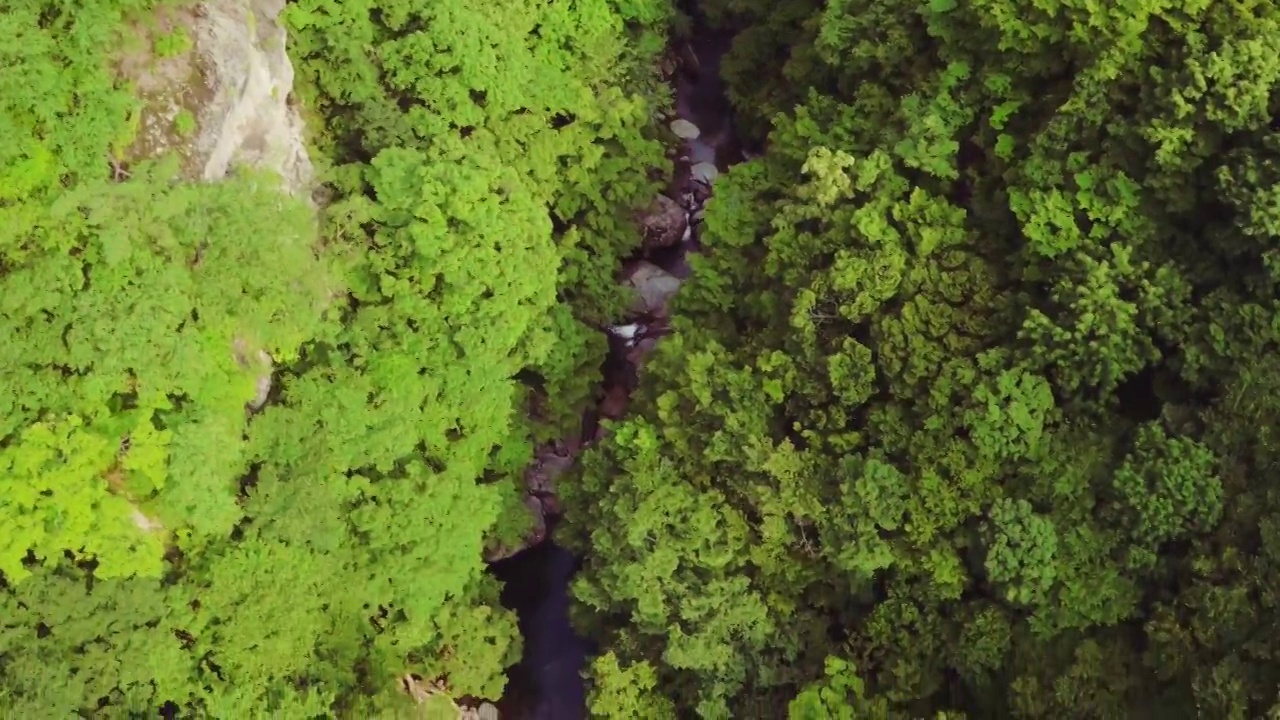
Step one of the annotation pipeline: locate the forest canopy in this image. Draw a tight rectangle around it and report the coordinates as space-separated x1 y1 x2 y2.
563 0 1280 717
6 0 1280 717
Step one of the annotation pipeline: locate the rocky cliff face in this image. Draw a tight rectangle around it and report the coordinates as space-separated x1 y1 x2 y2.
116 0 312 196
114 0 316 420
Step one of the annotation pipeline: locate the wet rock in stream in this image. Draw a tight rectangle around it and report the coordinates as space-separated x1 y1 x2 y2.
638 194 689 250
670 118 702 139
623 260 684 318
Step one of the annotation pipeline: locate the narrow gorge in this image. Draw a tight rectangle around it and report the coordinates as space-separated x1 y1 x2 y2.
489 10 749 719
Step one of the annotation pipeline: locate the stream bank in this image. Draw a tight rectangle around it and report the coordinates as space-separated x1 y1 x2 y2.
487 9 748 719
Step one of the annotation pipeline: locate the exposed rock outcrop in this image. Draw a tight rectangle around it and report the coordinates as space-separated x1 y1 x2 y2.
117 0 313 196
232 337 274 412
194 0 313 194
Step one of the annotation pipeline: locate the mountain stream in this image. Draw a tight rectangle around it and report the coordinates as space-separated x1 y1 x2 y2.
489 12 747 719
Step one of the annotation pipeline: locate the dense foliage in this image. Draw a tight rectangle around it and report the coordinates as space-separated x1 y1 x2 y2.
0 0 667 714
13 0 1280 716
561 0 1280 718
